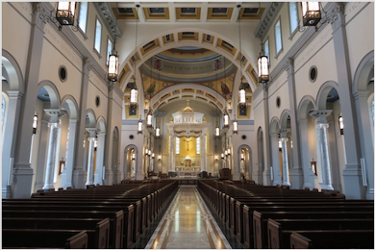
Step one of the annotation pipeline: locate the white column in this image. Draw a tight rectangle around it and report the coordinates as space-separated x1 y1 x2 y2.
42 110 61 191
94 132 106 185
169 131 175 172
270 132 282 185
200 133 206 171
85 128 96 186
310 110 334 190
280 129 291 186
2 91 23 198
61 119 77 189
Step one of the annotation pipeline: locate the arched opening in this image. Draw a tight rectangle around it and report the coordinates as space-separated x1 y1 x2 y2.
239 145 252 181
257 127 264 185
269 118 282 186
124 145 138 180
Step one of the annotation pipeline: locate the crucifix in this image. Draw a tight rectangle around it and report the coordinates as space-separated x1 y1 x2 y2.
184 137 191 151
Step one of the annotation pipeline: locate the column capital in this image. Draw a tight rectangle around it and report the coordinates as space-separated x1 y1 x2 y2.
309 110 332 123
44 109 67 123
6 90 23 99
278 129 290 138
86 128 97 137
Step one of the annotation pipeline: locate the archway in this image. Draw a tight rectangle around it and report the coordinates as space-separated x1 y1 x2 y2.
269 117 282 186
238 144 252 181
124 144 139 180
280 110 293 187
297 96 317 190
2 52 24 198
352 51 374 199
83 110 97 186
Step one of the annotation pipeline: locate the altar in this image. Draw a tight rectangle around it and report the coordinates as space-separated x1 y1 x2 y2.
175 167 200 177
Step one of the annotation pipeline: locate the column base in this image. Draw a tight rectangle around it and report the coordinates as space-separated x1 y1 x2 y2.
11 164 34 198
342 165 365 199
73 168 86 189
365 188 374 200
290 168 304 189
2 186 11 199
273 168 282 186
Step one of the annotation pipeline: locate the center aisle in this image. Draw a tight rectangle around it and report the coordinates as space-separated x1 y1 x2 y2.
145 185 232 249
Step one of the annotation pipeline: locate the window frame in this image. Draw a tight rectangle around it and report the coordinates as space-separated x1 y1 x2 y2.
274 17 283 58
78 2 89 39
264 37 270 64
288 2 299 39
93 17 103 58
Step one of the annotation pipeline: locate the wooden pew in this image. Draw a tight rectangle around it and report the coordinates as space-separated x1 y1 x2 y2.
2 210 124 249
234 199 373 243
251 210 374 249
2 229 89 249
2 217 110 248
268 218 374 249
290 230 374 249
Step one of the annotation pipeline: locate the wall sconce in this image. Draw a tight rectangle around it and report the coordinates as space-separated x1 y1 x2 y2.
223 114 229 127
311 159 317 176
158 155 162 161
233 120 238 134
221 153 224 160
241 153 244 161
258 48 269 83
338 115 344 135
227 148 231 156
108 50 119 82
301 2 321 26
137 116 143 134
151 153 155 159
145 148 148 155
147 114 152 127
278 140 282 151
131 153 136 160
225 150 228 157
56 2 77 26
214 155 218 161
33 114 38 134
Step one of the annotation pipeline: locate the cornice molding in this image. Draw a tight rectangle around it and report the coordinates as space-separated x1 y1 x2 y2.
254 2 284 41
95 2 122 39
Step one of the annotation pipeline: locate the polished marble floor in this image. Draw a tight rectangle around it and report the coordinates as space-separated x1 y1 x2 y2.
145 185 232 249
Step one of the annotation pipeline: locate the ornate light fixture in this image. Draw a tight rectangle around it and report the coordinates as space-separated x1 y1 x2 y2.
221 153 225 160
130 4 140 106
56 2 77 26
301 2 321 26
225 150 228 157
137 115 143 134
338 115 344 135
147 114 152 127
215 121 220 137
33 114 38 134
152 153 155 159
145 148 148 155
223 114 229 127
108 11 119 82
158 155 162 161
227 148 231 156
156 123 161 138
233 120 238 134
237 5 246 107
258 46 269 83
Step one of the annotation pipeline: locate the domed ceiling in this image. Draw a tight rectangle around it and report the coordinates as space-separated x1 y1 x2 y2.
139 46 238 101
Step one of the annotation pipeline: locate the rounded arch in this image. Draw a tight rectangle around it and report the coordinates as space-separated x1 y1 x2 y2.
119 28 259 92
280 109 292 129
61 95 79 120
269 116 281 134
238 144 253 180
316 81 339 110
96 116 107 134
123 144 139 180
85 109 97 128
37 81 61 109
298 95 316 120
352 50 374 93
2 49 25 93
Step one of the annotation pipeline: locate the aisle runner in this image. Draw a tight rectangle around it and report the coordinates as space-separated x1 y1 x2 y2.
145 185 231 249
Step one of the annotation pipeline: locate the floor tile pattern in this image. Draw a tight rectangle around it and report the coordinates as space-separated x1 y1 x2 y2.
145 185 231 249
